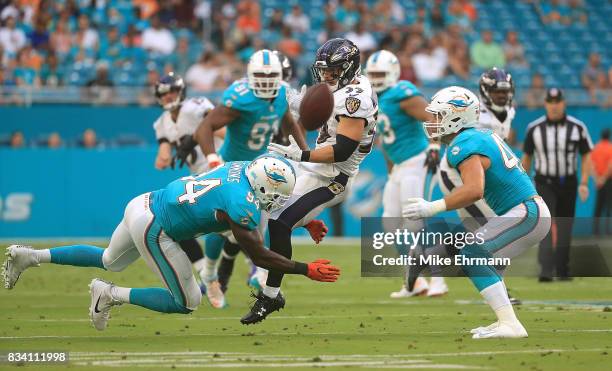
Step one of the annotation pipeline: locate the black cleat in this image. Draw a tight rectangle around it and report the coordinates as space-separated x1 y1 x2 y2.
240 291 285 325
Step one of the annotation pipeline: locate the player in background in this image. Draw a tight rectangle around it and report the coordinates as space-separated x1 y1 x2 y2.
241 38 378 324
365 50 448 298
2 156 340 331
151 72 225 290
403 86 550 338
437 68 520 303
192 50 311 308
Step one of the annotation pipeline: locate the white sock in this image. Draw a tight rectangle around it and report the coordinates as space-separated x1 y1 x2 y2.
480 281 517 324
35 249 51 263
199 257 218 282
111 286 131 303
262 286 280 299
192 258 206 273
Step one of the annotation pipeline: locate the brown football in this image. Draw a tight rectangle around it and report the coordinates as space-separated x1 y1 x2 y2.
299 83 334 131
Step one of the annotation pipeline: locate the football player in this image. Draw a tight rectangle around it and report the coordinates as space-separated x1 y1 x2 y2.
2 156 340 331
403 86 551 339
240 38 378 324
365 50 448 298
192 50 315 308
151 72 225 293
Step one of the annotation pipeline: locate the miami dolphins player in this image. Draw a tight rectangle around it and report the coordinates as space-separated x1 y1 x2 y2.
403 86 551 339
2 156 340 331
365 49 448 298
191 49 309 307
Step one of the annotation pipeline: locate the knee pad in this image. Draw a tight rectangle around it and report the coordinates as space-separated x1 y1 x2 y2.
184 285 202 311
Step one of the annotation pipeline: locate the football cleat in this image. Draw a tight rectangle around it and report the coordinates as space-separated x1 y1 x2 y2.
427 277 449 297
390 277 429 298
472 321 528 339
204 280 227 309
2 245 39 289
89 278 121 331
470 321 499 334
240 291 285 325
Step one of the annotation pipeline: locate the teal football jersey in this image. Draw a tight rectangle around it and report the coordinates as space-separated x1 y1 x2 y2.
219 79 288 161
150 161 261 241
446 128 537 215
377 80 428 164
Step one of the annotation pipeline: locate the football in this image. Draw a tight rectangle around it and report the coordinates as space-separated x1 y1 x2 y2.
298 83 334 131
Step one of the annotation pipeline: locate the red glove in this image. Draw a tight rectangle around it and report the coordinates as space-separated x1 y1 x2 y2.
307 259 340 282
304 220 328 244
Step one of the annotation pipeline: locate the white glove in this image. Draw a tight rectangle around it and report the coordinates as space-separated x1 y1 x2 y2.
267 135 303 162
402 198 446 220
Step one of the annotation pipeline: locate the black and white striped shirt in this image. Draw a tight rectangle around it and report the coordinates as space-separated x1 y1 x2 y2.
523 115 593 178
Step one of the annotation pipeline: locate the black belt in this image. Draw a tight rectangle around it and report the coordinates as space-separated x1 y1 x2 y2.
333 172 349 187
535 174 577 186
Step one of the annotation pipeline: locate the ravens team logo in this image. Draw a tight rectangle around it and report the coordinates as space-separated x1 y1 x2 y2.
345 96 361 114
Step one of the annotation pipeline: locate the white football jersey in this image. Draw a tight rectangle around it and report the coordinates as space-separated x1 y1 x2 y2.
301 75 378 177
477 103 515 140
153 97 221 174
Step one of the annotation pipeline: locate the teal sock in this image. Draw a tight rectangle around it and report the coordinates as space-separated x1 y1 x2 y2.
204 233 226 260
461 245 502 291
129 288 192 314
50 245 105 269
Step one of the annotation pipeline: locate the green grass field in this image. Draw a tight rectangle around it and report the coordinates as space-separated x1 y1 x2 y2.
1 242 611 370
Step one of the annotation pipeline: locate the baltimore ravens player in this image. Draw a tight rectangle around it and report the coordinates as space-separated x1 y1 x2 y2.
2 156 340 331
192 50 309 308
151 72 225 291
403 86 551 339
241 38 378 324
365 49 448 298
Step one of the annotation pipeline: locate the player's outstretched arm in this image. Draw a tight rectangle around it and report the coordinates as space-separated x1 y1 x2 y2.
195 106 239 162
221 212 340 282
281 110 308 150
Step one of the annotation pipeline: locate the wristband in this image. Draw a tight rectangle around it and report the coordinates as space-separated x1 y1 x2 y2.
207 153 221 163
301 150 311 162
431 199 447 215
293 261 308 275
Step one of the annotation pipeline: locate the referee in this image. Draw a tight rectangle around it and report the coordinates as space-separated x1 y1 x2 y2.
521 88 593 281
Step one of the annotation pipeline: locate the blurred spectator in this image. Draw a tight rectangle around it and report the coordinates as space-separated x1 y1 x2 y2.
345 22 376 54
80 128 100 148
157 0 177 27
470 30 505 69
133 0 159 20
592 71 612 107
372 0 404 31
378 26 404 52
447 39 470 80
0 1 20 21
268 9 284 30
142 16 175 55
13 46 41 86
503 31 528 69
236 0 261 34
137 69 160 106
99 26 123 65
568 0 588 24
457 0 478 21
47 132 62 148
525 73 546 109
591 128 612 235
412 38 448 82
50 20 72 58
40 52 63 87
185 51 221 92
283 5 309 34
28 17 50 51
277 26 302 60
582 52 603 101
172 36 194 75
74 14 99 51
107 7 128 34
334 0 361 32
445 0 472 31
86 61 114 104
10 130 25 148
0 16 26 54
317 17 342 45
430 2 446 32
174 0 196 28
539 0 570 25
397 51 418 85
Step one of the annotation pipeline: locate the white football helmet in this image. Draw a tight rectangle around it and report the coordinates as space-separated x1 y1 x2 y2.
423 86 480 140
246 155 296 212
247 49 282 99
365 50 400 93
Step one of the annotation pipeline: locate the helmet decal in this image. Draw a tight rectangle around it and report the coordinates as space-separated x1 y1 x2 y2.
264 164 287 184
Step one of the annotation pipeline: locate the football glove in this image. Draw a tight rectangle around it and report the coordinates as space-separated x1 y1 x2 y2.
307 259 340 282
402 198 447 220
424 143 441 174
174 134 198 168
304 220 329 244
267 135 303 162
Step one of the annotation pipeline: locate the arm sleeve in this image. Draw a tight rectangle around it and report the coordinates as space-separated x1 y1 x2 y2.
153 118 166 141
523 127 535 155
578 125 593 154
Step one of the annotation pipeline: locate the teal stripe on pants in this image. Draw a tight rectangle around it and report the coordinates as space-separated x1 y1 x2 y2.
144 220 187 307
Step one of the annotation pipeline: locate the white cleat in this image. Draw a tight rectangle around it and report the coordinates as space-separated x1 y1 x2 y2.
470 321 499 334
390 277 429 298
472 321 528 339
2 245 39 289
427 277 449 297
204 280 226 309
89 278 121 331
